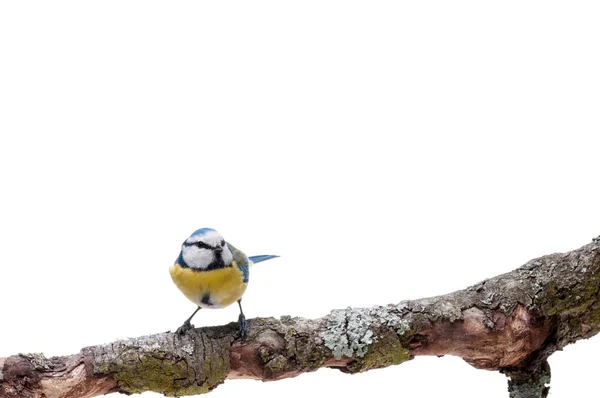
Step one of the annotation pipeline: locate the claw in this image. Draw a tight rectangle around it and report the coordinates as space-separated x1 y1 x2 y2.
176 306 201 336
176 320 194 336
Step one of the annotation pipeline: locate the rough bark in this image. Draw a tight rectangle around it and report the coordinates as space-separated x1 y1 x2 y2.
1 237 599 398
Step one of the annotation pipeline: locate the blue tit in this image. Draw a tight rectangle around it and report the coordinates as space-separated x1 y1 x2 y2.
170 228 278 337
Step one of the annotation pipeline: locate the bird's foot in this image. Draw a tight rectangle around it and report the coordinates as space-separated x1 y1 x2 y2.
238 313 247 339
176 320 194 336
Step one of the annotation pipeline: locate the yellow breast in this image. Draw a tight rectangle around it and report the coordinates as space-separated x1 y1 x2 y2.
169 262 247 309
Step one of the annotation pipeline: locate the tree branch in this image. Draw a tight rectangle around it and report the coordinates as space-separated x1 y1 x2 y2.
2 237 599 398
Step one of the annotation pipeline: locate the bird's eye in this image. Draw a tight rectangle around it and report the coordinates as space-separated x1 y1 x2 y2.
195 241 211 249
221 240 226 247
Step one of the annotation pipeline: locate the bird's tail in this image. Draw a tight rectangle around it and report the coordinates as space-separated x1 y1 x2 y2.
249 255 279 264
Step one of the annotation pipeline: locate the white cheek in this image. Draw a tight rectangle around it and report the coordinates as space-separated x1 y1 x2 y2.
222 247 233 265
183 247 214 269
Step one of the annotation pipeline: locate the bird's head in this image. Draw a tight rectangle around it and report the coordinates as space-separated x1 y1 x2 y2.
179 228 233 269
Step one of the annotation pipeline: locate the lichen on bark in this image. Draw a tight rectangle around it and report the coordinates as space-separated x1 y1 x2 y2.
86 327 234 396
1 236 599 398
321 305 414 372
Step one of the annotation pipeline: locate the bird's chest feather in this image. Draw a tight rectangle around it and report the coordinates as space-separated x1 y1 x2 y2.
169 262 247 308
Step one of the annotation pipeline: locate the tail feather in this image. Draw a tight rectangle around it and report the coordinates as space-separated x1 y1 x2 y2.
248 255 279 264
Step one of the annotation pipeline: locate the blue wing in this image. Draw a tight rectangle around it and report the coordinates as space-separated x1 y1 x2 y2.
249 255 279 264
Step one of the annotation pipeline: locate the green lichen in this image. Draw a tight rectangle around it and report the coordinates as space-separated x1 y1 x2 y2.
321 306 413 373
265 355 288 377
113 349 228 396
583 299 600 326
347 328 411 373
114 352 205 396
322 308 374 360
259 346 273 363
90 332 231 397
540 277 600 317
201 355 228 390
304 348 330 370
27 353 52 371
537 252 600 344
283 326 329 372
538 254 600 317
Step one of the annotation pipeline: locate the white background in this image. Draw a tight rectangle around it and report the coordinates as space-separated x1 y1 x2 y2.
1 2 599 397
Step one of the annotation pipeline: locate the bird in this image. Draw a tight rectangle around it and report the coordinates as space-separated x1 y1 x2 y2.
170 228 278 337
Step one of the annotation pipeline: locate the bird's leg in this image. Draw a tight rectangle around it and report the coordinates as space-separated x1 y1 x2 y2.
176 306 201 335
237 299 247 338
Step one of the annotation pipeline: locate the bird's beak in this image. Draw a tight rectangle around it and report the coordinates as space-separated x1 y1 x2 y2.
214 247 223 253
